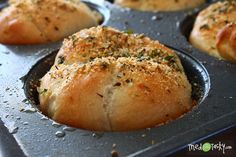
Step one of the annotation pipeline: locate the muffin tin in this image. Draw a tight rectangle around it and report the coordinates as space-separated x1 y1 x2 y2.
0 0 235 157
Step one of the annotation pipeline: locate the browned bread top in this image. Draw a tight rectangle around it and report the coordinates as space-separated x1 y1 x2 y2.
55 26 183 72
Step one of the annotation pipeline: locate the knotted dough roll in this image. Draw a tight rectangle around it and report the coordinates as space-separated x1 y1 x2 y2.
39 26 193 131
190 1 236 62
0 0 99 44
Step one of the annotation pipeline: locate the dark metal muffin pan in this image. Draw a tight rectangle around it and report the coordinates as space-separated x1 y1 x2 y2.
0 0 235 157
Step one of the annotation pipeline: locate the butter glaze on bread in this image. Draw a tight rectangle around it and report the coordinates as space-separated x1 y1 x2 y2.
190 1 236 61
0 0 99 44
115 0 205 11
39 26 193 131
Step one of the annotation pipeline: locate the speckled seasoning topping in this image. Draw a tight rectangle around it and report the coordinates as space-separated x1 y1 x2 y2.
38 26 193 131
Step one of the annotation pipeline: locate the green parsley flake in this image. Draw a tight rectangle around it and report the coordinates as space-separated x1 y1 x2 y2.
57 56 65 64
164 55 174 61
124 29 134 34
70 35 78 46
39 89 48 94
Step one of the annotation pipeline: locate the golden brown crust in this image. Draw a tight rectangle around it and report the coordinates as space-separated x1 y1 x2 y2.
216 23 236 62
115 0 205 11
39 26 193 131
0 0 98 44
190 1 236 61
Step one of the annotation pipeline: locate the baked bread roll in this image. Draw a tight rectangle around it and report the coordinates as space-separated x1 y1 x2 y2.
38 26 193 131
190 1 236 62
0 0 99 44
115 0 205 11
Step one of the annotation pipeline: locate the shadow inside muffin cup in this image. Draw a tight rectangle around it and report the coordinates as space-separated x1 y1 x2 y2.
23 47 210 131
83 0 110 25
106 0 114 3
180 12 198 41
